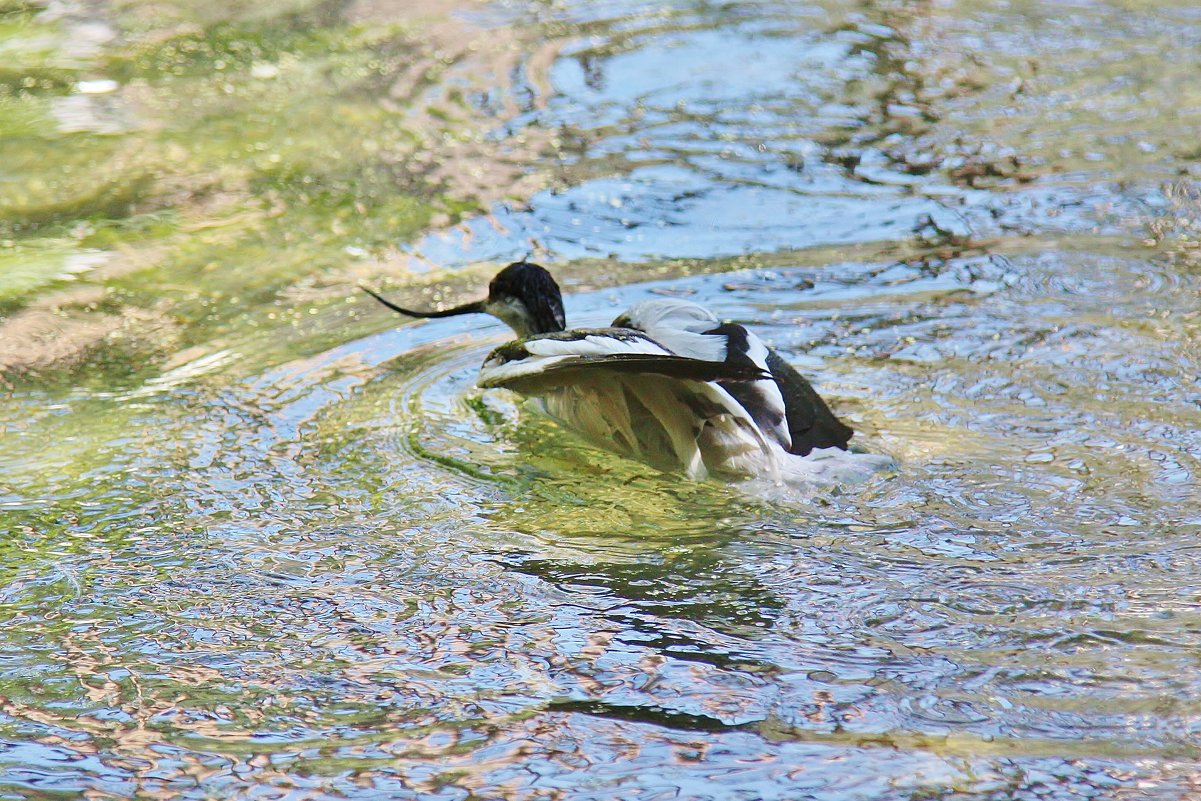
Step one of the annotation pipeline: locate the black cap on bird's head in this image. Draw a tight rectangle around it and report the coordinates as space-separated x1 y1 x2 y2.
361 261 566 338
484 261 566 336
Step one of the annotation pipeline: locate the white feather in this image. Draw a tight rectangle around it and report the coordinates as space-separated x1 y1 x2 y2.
523 334 671 358
619 299 727 362
623 302 793 453
479 354 576 387
743 329 771 371
505 368 777 479
622 299 720 333
484 297 536 337
735 329 792 450
479 333 675 389
622 378 710 480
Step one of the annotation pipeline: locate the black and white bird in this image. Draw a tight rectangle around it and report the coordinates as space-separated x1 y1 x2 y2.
364 261 887 483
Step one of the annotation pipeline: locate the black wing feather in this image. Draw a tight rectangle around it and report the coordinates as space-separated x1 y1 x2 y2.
485 328 769 384
482 352 769 390
558 354 768 383
764 348 853 455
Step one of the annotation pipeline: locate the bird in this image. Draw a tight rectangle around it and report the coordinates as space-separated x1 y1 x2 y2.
362 261 881 483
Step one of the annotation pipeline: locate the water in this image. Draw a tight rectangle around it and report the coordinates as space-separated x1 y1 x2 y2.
2 0 1201 798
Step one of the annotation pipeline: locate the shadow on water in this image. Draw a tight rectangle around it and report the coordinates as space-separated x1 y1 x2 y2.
3 0 1201 798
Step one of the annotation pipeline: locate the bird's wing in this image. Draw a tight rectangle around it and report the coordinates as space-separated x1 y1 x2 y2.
763 347 853 456
676 321 854 455
612 299 726 361
607 307 855 456
478 329 767 391
480 327 781 478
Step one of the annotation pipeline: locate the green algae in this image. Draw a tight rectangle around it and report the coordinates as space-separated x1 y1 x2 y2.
0 0 446 383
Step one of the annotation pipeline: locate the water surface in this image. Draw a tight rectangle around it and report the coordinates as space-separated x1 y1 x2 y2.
2 0 1201 798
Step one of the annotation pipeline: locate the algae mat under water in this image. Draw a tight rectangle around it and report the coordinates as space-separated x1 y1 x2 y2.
3 0 1201 799
0 0 525 382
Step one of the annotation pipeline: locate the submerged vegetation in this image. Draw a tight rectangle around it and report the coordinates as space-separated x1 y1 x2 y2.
0 0 459 381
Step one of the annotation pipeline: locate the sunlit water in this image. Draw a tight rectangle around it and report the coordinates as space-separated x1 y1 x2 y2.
3 0 1201 798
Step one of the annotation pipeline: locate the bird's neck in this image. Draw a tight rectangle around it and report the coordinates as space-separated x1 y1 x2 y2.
488 298 564 338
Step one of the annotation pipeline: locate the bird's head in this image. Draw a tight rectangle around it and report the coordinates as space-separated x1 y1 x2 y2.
362 261 566 338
